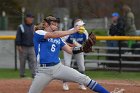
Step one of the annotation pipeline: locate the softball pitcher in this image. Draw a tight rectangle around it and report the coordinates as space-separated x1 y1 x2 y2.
62 19 88 90
28 16 109 93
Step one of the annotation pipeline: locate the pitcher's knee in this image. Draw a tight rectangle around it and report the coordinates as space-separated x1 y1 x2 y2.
77 74 93 85
79 68 85 72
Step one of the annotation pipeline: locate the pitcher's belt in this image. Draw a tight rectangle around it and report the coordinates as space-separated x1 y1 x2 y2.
40 62 59 67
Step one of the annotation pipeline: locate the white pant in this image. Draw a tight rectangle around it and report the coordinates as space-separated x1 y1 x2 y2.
63 51 85 72
28 63 93 93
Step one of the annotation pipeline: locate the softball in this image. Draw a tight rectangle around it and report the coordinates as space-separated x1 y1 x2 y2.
78 26 85 34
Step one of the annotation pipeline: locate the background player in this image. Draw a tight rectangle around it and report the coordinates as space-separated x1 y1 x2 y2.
16 13 36 78
62 19 88 90
28 16 109 93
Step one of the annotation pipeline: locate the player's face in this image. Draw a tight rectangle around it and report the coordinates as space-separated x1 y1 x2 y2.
112 16 118 22
25 17 34 25
49 21 58 31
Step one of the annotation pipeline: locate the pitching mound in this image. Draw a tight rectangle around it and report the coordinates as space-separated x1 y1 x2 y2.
0 79 139 93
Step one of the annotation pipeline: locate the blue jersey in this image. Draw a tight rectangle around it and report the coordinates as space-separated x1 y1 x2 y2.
34 30 66 64
66 32 87 44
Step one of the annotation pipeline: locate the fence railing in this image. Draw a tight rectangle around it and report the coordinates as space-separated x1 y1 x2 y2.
1 36 140 40
84 46 140 71
0 36 140 71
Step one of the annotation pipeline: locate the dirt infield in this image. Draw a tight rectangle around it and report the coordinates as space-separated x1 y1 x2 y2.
0 79 139 93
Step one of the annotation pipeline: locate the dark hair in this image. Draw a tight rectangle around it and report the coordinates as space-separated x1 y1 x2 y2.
56 18 60 23
44 16 60 25
71 18 80 28
34 23 45 31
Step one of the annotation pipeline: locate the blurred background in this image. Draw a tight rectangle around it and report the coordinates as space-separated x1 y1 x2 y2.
0 2 140 93
0 0 140 30
0 0 140 71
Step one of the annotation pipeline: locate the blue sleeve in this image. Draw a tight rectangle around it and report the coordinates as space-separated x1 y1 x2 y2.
34 32 45 42
83 34 87 42
60 38 66 48
66 35 73 44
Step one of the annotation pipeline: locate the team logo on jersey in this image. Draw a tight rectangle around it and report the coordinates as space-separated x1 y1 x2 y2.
70 38 84 42
48 38 60 44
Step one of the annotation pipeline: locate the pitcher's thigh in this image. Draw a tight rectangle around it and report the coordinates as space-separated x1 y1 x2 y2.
28 73 52 93
55 65 90 85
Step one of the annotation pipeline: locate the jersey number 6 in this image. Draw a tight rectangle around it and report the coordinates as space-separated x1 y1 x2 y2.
51 44 56 52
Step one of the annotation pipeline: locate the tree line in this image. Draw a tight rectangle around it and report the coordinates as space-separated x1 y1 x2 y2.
0 0 140 29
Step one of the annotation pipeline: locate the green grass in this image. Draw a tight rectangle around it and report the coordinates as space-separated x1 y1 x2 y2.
86 71 140 80
0 69 31 79
0 69 140 80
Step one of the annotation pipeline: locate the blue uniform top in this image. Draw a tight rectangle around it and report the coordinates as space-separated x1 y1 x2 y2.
66 32 87 44
34 30 66 64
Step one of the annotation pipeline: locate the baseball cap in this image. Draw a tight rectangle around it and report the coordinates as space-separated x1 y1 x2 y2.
112 12 119 17
25 13 34 18
74 20 85 26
